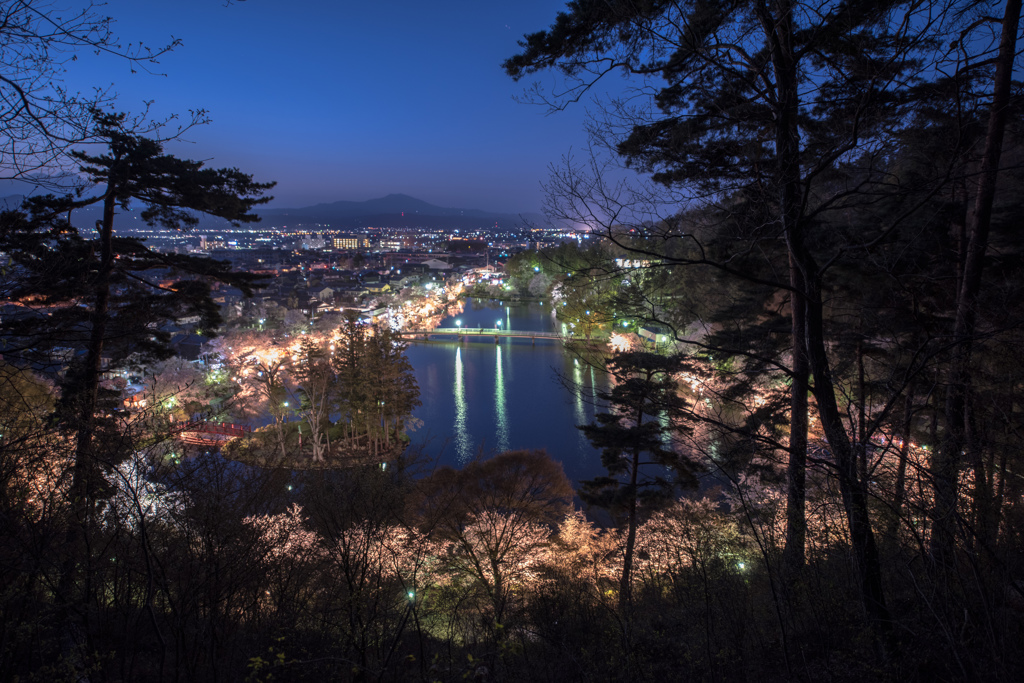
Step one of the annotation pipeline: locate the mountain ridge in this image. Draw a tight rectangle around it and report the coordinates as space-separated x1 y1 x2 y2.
0 193 543 231
257 193 538 228
0 192 548 232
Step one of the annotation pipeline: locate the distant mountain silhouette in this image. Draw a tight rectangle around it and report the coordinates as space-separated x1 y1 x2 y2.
55 193 544 232
257 193 539 229
290 193 496 218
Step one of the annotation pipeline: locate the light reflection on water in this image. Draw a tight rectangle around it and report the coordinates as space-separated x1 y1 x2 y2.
453 346 472 463
494 344 509 453
404 299 610 483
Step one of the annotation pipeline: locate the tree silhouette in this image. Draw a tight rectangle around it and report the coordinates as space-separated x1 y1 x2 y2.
0 0 182 183
579 351 698 606
413 449 573 631
505 0 956 635
292 338 334 463
0 111 274 640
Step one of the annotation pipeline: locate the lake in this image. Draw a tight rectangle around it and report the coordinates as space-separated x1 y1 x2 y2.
404 298 610 483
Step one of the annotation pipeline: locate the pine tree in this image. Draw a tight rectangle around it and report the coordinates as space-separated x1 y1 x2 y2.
365 324 420 450
292 338 334 463
331 310 369 448
0 111 274 619
579 351 698 606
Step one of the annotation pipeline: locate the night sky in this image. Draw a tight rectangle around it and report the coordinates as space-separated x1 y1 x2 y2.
49 0 612 214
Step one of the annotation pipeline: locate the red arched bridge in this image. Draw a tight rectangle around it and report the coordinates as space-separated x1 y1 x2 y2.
174 421 251 446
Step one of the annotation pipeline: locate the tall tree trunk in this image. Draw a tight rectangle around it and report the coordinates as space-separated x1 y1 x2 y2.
620 446 641 609
889 385 915 539
759 0 810 581
857 339 869 485
932 0 1022 562
994 390 1012 520
783 254 809 575
58 174 120 681
973 444 995 553
68 186 118 514
804 286 892 638
993 438 1009 536
762 0 891 639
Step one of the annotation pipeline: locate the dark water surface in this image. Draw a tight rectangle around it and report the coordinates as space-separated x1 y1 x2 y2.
404 299 610 484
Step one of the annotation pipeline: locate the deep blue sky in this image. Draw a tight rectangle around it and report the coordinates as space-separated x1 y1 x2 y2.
54 0 610 214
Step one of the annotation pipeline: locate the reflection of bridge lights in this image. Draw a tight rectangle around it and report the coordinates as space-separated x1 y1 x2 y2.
454 347 471 463
495 345 509 452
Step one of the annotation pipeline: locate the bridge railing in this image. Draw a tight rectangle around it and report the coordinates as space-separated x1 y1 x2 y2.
401 327 567 338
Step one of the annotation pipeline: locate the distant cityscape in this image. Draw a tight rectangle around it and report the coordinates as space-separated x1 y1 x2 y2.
87 219 590 358
129 222 585 260
0 189 594 382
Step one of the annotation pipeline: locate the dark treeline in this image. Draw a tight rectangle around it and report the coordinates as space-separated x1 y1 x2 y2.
499 0 1024 679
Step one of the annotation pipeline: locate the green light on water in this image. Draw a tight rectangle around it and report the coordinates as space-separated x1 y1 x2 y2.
573 358 585 428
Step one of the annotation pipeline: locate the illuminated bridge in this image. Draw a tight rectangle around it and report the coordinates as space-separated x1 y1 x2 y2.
397 327 592 344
